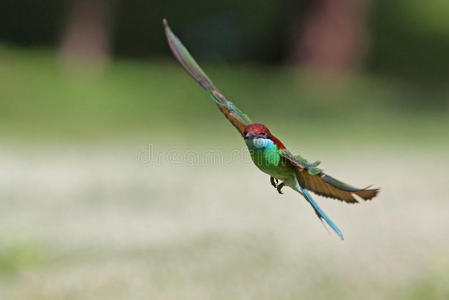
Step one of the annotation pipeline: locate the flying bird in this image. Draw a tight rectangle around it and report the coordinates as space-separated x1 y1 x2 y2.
163 19 379 240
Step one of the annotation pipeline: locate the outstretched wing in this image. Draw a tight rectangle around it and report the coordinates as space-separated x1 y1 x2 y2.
163 19 251 136
281 150 379 203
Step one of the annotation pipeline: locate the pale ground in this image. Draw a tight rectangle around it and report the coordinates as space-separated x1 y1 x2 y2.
0 142 448 299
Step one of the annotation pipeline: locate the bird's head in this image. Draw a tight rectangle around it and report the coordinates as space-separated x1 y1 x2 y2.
244 123 286 150
244 123 275 150
244 123 271 140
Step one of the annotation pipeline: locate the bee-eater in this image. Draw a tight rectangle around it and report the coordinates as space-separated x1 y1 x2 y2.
163 19 379 240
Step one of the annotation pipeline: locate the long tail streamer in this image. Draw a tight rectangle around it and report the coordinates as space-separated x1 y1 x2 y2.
295 179 344 240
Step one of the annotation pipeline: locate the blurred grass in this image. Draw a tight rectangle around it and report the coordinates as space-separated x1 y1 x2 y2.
0 242 46 277
0 45 448 146
0 147 448 299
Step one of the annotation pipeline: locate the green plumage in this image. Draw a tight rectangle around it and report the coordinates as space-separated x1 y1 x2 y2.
248 141 293 181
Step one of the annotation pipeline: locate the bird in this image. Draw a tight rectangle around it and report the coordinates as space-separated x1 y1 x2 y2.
163 19 379 240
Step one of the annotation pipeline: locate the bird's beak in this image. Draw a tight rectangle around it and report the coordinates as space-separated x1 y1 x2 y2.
245 131 256 139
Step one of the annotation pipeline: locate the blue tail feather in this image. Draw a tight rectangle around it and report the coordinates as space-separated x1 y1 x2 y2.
295 181 344 240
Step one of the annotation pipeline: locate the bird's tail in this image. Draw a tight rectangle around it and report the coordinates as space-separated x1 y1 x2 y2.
294 179 344 240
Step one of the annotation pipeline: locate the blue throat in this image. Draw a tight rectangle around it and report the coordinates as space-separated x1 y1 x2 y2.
247 138 276 151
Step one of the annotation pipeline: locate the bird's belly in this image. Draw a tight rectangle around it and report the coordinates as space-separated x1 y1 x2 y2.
260 164 293 181
251 151 293 181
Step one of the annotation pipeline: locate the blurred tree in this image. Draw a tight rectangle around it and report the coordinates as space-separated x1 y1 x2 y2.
0 0 448 90
289 0 369 72
60 0 116 66
0 0 64 46
369 0 449 87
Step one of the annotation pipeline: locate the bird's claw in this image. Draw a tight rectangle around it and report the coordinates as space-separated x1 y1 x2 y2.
270 177 278 188
276 182 285 194
270 177 284 194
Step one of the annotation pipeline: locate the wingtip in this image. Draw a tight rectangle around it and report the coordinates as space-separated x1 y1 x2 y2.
162 19 172 34
363 185 381 192
367 187 380 199
354 186 380 201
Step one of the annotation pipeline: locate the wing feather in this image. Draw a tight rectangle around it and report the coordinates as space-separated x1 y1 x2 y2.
282 150 379 203
163 19 251 136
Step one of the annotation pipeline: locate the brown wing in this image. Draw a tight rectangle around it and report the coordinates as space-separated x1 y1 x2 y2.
282 151 379 204
164 19 251 136
211 90 249 136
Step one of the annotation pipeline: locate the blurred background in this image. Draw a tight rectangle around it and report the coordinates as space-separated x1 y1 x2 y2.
0 0 448 299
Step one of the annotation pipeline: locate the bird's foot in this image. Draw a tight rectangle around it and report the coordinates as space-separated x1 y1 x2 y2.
276 182 285 194
270 177 285 194
270 177 278 188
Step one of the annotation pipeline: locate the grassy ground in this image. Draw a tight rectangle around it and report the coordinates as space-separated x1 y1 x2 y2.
0 144 448 299
0 46 448 299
